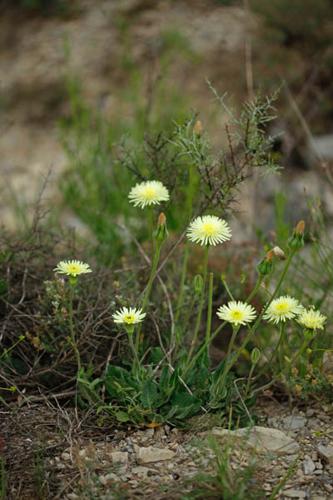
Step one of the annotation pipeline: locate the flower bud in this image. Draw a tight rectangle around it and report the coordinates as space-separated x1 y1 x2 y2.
193 119 203 136
193 274 204 295
272 246 286 260
250 347 261 365
154 213 168 243
288 220 305 250
257 250 274 276
69 276 78 287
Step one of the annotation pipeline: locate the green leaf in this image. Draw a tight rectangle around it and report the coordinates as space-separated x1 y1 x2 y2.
149 347 164 364
115 410 130 422
141 379 159 409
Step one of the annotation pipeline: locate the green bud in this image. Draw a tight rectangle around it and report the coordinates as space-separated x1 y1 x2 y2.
154 213 168 243
193 274 204 295
257 257 273 276
69 276 78 287
288 220 305 251
125 324 135 336
250 347 261 365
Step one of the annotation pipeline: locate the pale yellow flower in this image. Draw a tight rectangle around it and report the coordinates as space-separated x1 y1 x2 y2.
112 307 146 325
263 295 302 324
297 307 326 331
54 260 92 277
217 301 256 326
187 215 231 246
129 181 169 209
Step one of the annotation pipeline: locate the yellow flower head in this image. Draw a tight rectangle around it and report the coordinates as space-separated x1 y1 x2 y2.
187 215 232 246
129 181 169 209
54 260 92 277
263 295 302 324
112 307 146 325
297 307 326 331
217 301 256 326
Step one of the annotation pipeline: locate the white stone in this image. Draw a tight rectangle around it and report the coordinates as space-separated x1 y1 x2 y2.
317 444 333 465
137 446 176 464
111 451 128 464
303 456 315 475
131 466 151 478
281 415 307 431
283 489 306 498
211 426 300 455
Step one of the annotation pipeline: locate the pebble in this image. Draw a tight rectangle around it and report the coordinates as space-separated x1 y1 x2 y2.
99 473 119 485
137 446 176 464
111 451 128 464
281 416 307 431
283 489 306 498
211 426 300 455
132 466 151 478
303 456 316 475
317 444 333 465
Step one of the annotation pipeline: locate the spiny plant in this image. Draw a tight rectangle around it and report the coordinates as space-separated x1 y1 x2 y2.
59 82 280 263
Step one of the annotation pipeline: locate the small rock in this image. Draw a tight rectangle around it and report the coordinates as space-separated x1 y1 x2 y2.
99 472 119 485
317 444 333 465
132 466 151 478
211 426 300 455
303 456 316 475
283 489 306 498
137 446 176 464
281 416 307 431
140 428 155 442
111 451 128 464
61 452 71 461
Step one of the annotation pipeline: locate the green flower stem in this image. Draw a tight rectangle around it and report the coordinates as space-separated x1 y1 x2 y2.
218 325 240 388
221 275 235 301
128 330 140 373
148 207 154 243
246 275 264 303
135 240 162 353
188 245 209 361
277 323 285 373
68 282 81 374
184 321 227 376
175 242 190 324
244 361 257 398
205 272 214 344
221 248 297 381
291 335 312 366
